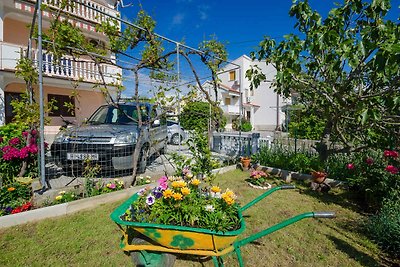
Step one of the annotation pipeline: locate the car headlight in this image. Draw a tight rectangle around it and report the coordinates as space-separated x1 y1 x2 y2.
53 131 66 143
114 132 137 146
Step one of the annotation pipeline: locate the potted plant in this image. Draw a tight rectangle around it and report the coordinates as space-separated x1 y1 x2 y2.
311 171 327 184
240 156 251 169
245 170 271 190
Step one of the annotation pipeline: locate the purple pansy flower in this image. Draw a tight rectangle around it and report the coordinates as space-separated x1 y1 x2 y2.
146 194 155 206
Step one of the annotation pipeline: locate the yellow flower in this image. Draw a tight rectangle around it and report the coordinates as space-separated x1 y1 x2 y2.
224 189 236 199
59 191 66 195
190 178 201 186
163 189 174 199
224 197 235 205
55 195 63 201
172 192 183 201
210 186 221 193
171 180 187 188
181 187 191 196
7 187 15 192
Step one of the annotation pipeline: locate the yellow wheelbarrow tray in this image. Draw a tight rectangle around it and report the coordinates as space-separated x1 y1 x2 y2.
110 185 335 267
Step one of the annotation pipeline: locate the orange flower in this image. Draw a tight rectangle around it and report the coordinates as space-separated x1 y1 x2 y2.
171 180 187 188
7 187 15 192
163 189 174 199
223 196 235 205
210 186 221 193
172 192 183 201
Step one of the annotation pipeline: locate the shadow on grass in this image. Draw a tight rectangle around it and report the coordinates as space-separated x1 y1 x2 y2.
328 235 379 267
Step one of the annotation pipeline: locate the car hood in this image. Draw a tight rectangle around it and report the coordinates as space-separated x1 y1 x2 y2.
64 124 139 138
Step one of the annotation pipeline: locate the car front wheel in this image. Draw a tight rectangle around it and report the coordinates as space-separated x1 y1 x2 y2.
171 133 182 145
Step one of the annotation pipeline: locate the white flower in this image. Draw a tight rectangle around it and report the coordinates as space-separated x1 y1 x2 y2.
205 205 215 212
59 191 66 195
146 176 151 179
210 192 221 199
138 176 144 180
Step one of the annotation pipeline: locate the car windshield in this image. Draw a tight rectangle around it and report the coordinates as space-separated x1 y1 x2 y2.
88 105 149 125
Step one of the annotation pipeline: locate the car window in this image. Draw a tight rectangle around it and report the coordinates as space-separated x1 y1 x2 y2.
167 120 177 126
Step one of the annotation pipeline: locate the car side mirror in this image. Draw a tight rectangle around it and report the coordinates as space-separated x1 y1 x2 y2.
152 119 160 127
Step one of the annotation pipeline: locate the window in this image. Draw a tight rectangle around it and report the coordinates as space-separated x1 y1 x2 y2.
225 98 231 105
229 71 236 81
48 94 75 117
246 111 251 120
5 92 22 124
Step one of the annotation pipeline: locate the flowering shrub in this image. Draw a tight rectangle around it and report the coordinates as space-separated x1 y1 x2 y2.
136 176 152 186
246 170 270 187
326 149 399 209
0 182 32 216
0 123 40 183
54 191 78 204
123 173 240 232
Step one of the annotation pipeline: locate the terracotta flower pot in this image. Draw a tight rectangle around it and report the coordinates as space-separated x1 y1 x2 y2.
241 158 251 169
311 171 327 184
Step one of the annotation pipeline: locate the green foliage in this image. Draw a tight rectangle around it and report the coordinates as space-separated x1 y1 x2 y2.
180 101 226 131
287 107 325 140
366 198 400 257
186 130 219 178
135 176 153 186
248 0 400 157
253 144 323 174
232 118 252 132
54 191 78 204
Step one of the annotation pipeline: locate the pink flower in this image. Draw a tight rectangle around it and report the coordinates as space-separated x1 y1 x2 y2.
28 144 38 154
108 183 116 189
365 158 374 165
31 129 37 136
19 146 30 159
30 137 37 145
385 165 399 174
157 176 168 190
390 151 399 158
9 137 20 146
346 163 355 170
22 131 29 137
2 146 20 160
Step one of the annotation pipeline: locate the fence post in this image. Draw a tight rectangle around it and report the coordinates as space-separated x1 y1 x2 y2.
251 133 260 154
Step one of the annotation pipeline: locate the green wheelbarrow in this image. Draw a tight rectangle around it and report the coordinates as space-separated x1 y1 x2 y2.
110 185 335 266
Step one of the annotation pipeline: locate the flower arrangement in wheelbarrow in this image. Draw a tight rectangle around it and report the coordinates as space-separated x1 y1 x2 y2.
122 173 241 232
245 170 272 190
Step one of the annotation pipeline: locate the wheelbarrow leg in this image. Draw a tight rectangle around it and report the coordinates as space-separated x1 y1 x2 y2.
212 256 225 267
234 247 244 267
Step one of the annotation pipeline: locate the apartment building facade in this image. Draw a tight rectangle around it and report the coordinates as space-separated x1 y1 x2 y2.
0 0 121 135
217 55 289 131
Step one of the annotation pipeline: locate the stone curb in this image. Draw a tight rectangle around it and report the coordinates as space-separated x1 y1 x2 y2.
0 185 147 229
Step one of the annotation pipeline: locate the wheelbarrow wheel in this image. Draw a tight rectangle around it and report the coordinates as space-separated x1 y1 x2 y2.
130 237 176 267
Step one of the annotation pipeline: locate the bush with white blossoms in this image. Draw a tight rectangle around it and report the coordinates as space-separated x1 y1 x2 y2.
123 170 241 232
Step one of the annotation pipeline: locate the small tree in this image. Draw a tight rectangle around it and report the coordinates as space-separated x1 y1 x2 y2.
247 0 400 160
180 101 226 131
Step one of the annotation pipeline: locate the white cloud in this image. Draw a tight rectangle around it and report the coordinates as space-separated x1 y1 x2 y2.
198 5 210 21
172 13 185 25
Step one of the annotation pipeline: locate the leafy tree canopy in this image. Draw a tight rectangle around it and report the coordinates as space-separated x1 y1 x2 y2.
180 101 226 131
247 0 400 160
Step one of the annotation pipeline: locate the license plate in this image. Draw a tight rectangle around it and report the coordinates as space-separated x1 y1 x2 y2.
67 153 99 161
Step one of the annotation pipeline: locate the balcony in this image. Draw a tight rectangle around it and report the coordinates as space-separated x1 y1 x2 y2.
19 0 118 26
221 105 240 115
0 42 121 85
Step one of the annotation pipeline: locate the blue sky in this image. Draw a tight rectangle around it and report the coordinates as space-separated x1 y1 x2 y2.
120 0 400 61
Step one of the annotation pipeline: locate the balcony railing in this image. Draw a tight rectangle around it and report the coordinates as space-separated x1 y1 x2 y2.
221 105 240 115
0 42 121 85
28 0 118 25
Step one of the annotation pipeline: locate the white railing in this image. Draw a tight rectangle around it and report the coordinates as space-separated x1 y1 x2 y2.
221 105 240 115
39 0 118 25
0 42 121 85
33 49 121 84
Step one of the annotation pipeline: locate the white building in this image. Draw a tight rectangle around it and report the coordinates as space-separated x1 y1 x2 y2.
215 55 289 131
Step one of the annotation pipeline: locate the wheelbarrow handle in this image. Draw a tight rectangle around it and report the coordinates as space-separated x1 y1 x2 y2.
313 211 336 218
240 185 296 212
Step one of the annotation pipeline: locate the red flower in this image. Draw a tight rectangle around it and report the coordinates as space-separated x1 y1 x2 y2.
385 165 399 175
384 150 398 158
31 129 37 136
346 163 355 170
22 131 29 137
365 158 374 165
390 151 399 158
19 146 30 159
21 202 32 211
11 207 22 214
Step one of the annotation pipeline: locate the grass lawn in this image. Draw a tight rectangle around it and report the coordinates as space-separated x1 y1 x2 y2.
0 169 394 266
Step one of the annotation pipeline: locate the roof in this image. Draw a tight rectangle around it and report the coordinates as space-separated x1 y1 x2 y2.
219 83 240 94
243 103 260 108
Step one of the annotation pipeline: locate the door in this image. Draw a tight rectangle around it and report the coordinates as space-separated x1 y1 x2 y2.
5 92 22 124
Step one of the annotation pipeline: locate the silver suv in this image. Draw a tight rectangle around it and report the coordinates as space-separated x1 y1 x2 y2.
51 102 167 174
167 120 186 145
